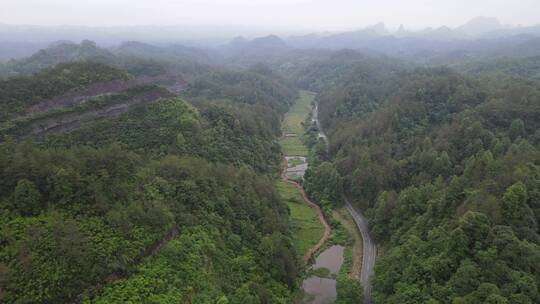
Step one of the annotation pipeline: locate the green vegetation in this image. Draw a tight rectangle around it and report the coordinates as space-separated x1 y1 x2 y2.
82 160 297 304
328 209 363 304
277 91 324 259
1 85 171 139
0 61 130 122
279 91 314 157
0 60 300 303
43 97 282 174
4 34 540 304
335 246 362 304
282 91 314 135
186 64 296 114
280 137 309 156
276 180 323 258
289 50 406 93
297 92 361 303
310 60 540 303
0 143 298 303
287 156 305 167
457 56 540 80
304 162 343 211
0 143 174 303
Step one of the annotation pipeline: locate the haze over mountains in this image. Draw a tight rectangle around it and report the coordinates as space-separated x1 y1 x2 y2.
2 0 540 302
1 17 540 64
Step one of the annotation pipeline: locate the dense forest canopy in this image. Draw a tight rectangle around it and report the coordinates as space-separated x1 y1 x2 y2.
0 62 130 122
185 64 296 114
307 52 540 303
1 20 540 304
0 49 299 303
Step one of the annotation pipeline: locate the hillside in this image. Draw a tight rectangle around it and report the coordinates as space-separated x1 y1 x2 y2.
0 61 130 122
308 61 540 303
2 14 540 304
0 58 299 303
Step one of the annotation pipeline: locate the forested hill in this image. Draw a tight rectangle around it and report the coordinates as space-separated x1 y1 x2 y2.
185 64 296 114
0 40 117 76
288 49 407 93
0 40 212 80
0 61 130 122
3 35 540 304
311 59 540 302
0 57 299 303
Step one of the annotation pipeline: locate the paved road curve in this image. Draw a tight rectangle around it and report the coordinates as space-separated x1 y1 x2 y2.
313 102 376 304
345 198 376 303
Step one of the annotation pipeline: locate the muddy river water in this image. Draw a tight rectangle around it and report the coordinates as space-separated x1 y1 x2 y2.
301 245 344 304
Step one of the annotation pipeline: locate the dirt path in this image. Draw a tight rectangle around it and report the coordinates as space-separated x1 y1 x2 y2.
333 209 362 278
282 158 330 264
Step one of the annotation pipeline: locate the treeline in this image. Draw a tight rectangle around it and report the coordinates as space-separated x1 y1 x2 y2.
310 57 540 303
0 58 299 303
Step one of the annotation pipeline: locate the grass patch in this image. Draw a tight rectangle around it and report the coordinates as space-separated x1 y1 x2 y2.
333 208 363 278
276 180 323 258
279 91 314 157
281 137 309 156
282 91 315 135
287 156 306 167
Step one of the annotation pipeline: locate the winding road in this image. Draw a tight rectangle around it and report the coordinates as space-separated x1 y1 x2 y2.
345 198 376 303
313 102 376 304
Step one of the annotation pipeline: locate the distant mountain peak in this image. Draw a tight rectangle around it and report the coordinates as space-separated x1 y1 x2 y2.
438 26 453 32
229 36 248 44
456 16 504 36
224 34 288 52
367 22 389 35
250 35 288 48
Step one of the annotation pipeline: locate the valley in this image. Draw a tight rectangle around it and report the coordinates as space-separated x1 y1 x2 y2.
2 11 540 303
279 92 366 303
312 100 376 304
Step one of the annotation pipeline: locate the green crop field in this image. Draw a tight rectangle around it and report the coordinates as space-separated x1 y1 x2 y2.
280 137 309 156
280 91 314 157
276 180 323 258
282 91 314 135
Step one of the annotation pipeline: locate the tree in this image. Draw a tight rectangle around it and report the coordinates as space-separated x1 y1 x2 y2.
13 179 42 216
509 119 525 140
304 162 342 206
336 277 362 304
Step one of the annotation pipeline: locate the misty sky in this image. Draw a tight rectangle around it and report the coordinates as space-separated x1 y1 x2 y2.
2 0 539 31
